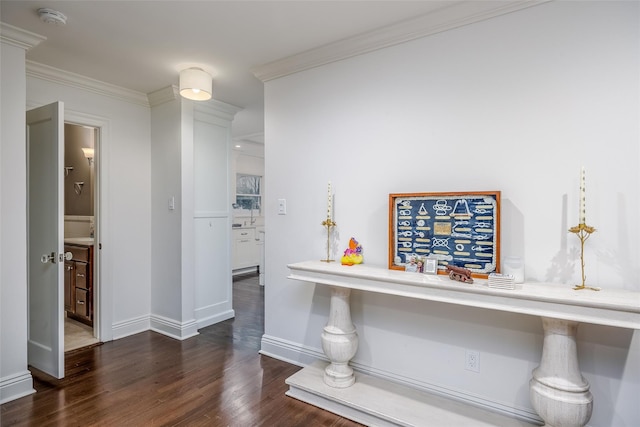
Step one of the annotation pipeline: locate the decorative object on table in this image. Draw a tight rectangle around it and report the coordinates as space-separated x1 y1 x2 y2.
502 256 524 284
568 167 599 291
341 237 363 266
389 191 501 278
404 255 423 272
423 257 438 275
446 265 474 283
488 272 515 290
321 181 336 262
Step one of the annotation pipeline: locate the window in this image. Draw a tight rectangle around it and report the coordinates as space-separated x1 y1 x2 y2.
234 174 261 214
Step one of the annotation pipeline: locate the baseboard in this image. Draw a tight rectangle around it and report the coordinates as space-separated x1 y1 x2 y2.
195 308 235 329
261 335 542 425
150 314 199 340
111 315 150 340
232 266 259 276
259 334 326 367
0 371 35 404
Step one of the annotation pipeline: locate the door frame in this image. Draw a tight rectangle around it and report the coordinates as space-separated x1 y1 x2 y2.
64 109 113 342
64 109 111 343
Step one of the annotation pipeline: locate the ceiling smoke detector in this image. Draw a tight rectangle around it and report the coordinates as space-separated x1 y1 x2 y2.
38 8 67 25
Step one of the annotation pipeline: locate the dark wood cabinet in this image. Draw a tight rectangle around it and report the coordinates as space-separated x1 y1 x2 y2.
64 244 93 326
64 260 74 311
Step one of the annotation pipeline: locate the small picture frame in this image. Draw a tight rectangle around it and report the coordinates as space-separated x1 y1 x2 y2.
423 258 438 275
404 254 425 273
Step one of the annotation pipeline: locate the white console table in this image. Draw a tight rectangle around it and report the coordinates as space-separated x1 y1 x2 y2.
286 261 640 427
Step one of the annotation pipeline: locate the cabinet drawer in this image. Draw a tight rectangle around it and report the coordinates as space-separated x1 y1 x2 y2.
74 288 90 318
65 245 90 262
75 262 88 289
233 228 256 239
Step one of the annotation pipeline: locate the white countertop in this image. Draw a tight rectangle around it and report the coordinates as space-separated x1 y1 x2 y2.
64 237 94 246
288 261 640 330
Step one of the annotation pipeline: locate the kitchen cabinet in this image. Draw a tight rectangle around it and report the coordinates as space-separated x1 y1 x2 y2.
64 243 94 326
232 227 260 272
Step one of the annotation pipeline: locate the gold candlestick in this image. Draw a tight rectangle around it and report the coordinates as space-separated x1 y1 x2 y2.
568 223 599 291
321 217 336 262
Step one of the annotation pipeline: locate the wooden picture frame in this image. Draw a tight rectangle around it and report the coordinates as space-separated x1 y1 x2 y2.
389 191 501 278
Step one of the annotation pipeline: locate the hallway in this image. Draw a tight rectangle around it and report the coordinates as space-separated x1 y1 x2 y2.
0 274 360 426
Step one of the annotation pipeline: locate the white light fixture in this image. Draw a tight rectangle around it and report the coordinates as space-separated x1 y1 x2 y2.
82 147 94 165
179 68 212 101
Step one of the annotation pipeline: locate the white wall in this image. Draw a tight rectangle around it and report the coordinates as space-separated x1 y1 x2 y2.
263 2 639 426
150 96 183 326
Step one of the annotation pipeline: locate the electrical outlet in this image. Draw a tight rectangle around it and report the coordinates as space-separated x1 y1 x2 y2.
465 350 480 373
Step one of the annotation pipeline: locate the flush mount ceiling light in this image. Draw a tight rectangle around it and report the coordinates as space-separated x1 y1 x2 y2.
38 8 67 25
179 68 212 101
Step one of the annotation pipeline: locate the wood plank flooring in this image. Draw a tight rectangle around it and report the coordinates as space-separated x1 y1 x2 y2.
1 274 361 427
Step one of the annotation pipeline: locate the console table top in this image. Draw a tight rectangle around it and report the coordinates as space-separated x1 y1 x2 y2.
288 261 640 330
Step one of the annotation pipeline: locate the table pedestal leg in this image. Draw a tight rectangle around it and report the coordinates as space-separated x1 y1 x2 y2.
320 286 358 388
530 317 593 427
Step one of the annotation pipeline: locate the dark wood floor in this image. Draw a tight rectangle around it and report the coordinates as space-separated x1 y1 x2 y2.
1 274 361 427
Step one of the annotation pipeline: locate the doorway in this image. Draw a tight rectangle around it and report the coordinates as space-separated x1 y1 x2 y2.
63 123 100 352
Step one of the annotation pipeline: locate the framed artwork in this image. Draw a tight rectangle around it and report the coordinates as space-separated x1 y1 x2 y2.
389 191 501 278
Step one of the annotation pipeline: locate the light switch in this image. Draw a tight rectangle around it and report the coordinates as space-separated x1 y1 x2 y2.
168 196 175 210
278 198 287 215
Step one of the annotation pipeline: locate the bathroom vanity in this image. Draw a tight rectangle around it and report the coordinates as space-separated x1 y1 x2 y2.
64 238 94 326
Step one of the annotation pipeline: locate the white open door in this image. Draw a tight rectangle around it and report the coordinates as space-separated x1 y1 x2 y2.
27 101 65 378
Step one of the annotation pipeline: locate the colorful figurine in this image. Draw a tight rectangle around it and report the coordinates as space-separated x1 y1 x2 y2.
341 237 363 266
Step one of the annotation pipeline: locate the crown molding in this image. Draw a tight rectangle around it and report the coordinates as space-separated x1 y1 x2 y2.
0 22 46 50
148 85 179 107
26 60 150 107
194 99 243 122
252 0 550 82
234 132 265 145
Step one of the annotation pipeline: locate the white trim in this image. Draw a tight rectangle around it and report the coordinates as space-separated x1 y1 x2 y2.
0 23 46 51
26 61 150 107
147 85 178 107
0 371 35 405
195 307 235 330
62 109 113 344
252 0 550 82
259 334 326 367
194 102 242 126
111 315 150 340
150 314 199 341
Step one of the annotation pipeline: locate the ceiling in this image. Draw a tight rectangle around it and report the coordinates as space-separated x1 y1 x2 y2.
0 1 543 151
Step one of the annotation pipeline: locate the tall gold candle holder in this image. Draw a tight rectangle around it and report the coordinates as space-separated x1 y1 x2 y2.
568 223 599 291
321 217 336 262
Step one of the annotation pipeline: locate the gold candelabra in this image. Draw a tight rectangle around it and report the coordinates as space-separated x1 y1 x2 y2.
321 217 336 262
568 223 599 291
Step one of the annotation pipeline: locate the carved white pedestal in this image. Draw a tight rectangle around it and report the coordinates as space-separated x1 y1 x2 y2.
320 286 358 388
530 318 593 427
